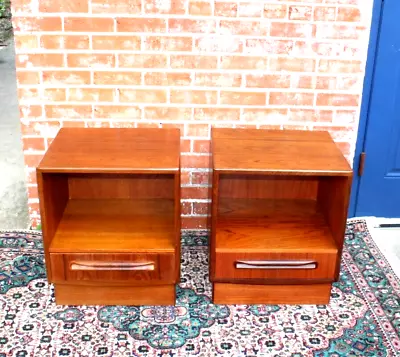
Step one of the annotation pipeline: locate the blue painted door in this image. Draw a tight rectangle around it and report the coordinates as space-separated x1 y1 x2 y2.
356 0 400 217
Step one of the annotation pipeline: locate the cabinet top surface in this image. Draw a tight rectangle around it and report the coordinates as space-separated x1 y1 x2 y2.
212 128 352 176
38 128 180 173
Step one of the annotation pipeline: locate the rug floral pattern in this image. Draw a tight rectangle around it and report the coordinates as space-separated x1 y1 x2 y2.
0 221 399 356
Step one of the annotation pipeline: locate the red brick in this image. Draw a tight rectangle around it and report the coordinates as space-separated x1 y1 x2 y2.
67 54 115 68
289 109 333 122
189 0 212 15
336 142 351 158
85 121 111 128
45 105 92 119
246 74 290 88
269 58 315 72
21 121 61 136
64 18 114 32
160 123 184 131
314 6 336 21
337 76 362 90
62 121 86 128
171 90 217 105
181 202 192 215
109 122 137 129
195 36 243 53
92 0 141 14
181 155 210 169
289 6 312 20
195 73 241 87
221 56 267 70
270 22 315 38
319 60 362 73
94 106 141 119
317 94 359 107
43 88 67 101
264 4 287 18
219 20 268 36
39 0 88 12
40 35 89 50
117 18 166 32
313 126 353 141
25 169 38 184
11 0 36 14
194 108 240 122
24 155 44 167
181 140 191 154
119 54 167 68
20 105 43 119
337 7 361 22
192 171 211 185
16 54 64 68
269 92 314 106
13 17 62 31
94 72 141 85
16 71 40 85
335 110 357 124
181 171 191 185
245 39 294 55
238 2 263 17
28 186 39 200
43 71 91 85
144 36 192 51
92 36 141 50
242 109 287 122
18 88 39 101
144 0 186 14
181 186 209 199
14 35 38 50
23 137 46 151
119 89 167 103
192 139 211 153
215 2 237 17
69 88 115 102
193 202 210 215
169 19 216 33
144 72 192 86
316 24 363 40
171 55 218 69
317 76 337 89
185 124 210 137
220 91 266 106
182 216 209 229
144 107 192 120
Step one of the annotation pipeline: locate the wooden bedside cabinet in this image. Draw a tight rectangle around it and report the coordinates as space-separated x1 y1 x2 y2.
37 128 181 306
210 129 352 305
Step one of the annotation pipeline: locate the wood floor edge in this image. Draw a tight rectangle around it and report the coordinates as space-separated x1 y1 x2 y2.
213 283 332 305
54 284 176 306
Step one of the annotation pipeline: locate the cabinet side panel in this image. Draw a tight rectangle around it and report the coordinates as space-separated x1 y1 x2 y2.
175 172 181 282
317 176 352 280
37 172 69 281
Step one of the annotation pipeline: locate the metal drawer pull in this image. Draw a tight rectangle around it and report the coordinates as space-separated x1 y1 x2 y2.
235 260 317 270
70 261 155 271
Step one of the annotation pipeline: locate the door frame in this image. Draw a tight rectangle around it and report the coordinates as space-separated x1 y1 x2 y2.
349 0 385 217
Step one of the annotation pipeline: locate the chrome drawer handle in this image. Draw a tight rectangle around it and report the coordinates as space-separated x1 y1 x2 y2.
70 261 155 271
235 260 317 270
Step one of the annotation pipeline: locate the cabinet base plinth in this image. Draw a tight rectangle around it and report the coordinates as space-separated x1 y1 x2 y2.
213 283 332 305
54 284 176 306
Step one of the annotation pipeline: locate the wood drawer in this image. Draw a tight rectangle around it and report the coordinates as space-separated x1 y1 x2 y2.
50 253 175 283
213 251 337 283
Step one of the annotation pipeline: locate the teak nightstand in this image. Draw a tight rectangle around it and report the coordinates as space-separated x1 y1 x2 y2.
210 129 352 305
37 128 181 306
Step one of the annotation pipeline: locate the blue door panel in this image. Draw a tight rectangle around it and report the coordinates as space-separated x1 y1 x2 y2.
356 0 400 217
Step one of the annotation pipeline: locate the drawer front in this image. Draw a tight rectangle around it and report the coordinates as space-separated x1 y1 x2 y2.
214 251 337 282
50 253 175 283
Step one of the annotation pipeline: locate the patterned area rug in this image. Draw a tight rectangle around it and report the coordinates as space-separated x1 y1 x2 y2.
0 220 399 356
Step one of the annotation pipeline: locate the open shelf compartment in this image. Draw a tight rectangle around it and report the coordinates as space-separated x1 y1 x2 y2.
41 172 178 254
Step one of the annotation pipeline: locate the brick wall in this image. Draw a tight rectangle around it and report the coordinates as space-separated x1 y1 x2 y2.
12 0 373 229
